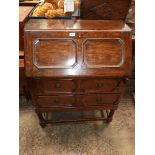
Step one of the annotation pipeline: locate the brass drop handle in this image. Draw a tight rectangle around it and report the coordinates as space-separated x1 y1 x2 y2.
53 99 59 103
96 83 104 88
55 82 61 88
96 97 102 103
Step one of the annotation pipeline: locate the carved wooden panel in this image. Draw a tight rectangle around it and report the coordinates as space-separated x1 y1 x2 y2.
83 38 125 68
33 39 77 69
80 0 131 20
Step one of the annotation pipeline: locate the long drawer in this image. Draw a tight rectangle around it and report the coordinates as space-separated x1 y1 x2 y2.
31 78 125 95
34 93 120 108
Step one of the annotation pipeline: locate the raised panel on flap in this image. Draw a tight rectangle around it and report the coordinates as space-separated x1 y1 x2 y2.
83 38 125 68
33 39 77 69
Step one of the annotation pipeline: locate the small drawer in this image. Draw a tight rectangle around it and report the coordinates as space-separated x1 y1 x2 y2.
81 94 120 106
81 79 123 93
36 95 76 107
33 79 76 95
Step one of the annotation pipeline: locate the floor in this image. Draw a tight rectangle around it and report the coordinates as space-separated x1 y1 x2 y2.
19 90 135 155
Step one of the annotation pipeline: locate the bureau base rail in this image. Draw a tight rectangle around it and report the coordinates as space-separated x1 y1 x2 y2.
36 110 115 128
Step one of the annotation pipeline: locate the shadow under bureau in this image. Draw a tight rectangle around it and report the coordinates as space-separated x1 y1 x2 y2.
24 19 132 127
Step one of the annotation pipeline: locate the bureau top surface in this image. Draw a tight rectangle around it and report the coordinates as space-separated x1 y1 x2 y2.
24 19 131 32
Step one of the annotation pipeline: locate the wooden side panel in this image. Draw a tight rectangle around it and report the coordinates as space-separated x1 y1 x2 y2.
19 6 34 50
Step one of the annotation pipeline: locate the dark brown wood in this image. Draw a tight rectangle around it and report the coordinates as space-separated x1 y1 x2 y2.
132 92 135 103
19 50 24 59
84 39 123 66
25 19 127 30
127 21 135 56
19 6 34 50
32 79 76 95
19 60 25 95
34 39 77 68
24 19 132 78
127 21 135 101
19 7 33 101
107 110 115 123
19 59 30 102
19 58 24 68
24 19 132 127
29 78 125 95
80 0 132 20
35 109 115 127
42 117 107 124
36 95 76 107
36 112 47 128
19 1 39 7
81 93 120 106
35 105 118 112
80 78 125 93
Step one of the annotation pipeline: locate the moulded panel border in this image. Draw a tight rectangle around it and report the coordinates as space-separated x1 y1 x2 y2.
32 38 78 69
82 38 125 68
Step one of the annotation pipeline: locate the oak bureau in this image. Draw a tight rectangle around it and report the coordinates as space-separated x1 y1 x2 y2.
24 19 132 127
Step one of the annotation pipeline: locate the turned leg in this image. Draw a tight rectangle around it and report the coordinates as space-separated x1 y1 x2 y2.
24 87 30 104
106 110 115 123
36 112 47 128
100 110 105 123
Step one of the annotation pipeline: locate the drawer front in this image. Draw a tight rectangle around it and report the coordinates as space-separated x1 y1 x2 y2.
34 79 76 94
81 79 123 93
81 94 120 106
36 95 76 107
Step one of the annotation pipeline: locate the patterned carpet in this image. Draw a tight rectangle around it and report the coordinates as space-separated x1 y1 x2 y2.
19 93 134 155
